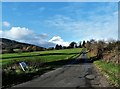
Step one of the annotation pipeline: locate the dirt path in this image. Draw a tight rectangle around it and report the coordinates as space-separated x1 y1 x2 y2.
11 51 111 88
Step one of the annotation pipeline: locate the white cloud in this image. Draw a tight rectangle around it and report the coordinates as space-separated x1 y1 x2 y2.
0 30 2 37
1 27 55 48
2 27 33 39
49 36 69 46
3 21 10 27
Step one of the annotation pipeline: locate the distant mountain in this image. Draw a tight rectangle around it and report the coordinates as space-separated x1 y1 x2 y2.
0 38 46 53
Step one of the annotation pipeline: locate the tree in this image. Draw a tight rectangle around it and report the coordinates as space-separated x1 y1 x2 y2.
6 47 14 53
75 44 77 48
82 41 86 47
97 40 105 50
78 41 82 48
69 42 77 48
55 44 59 50
90 39 95 44
63 46 67 49
59 45 62 49
85 41 91 50
47 47 54 50
55 44 62 50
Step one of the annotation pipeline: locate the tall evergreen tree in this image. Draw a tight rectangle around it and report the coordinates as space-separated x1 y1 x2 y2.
82 41 86 47
78 41 82 48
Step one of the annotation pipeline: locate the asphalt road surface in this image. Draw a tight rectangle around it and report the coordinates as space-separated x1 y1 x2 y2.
12 50 111 88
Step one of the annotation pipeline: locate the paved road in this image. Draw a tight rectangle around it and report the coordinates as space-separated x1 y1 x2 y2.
12 51 111 88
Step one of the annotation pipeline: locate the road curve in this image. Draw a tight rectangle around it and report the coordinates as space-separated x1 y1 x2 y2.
11 51 111 88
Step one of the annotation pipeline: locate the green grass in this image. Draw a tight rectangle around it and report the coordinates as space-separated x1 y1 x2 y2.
2 48 81 59
1 48 82 67
94 60 120 87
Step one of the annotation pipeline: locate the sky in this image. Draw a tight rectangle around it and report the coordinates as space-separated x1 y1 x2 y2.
1 2 118 48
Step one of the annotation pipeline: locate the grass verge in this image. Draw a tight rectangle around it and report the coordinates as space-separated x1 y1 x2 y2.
94 60 120 87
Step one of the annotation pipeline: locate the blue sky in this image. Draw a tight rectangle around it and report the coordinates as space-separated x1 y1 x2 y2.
1 2 118 48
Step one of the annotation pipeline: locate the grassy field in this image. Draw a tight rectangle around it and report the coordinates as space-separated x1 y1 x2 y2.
1 48 82 67
1 48 82 88
2 48 81 58
94 60 120 87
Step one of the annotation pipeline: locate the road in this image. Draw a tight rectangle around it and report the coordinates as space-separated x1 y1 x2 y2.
12 50 111 88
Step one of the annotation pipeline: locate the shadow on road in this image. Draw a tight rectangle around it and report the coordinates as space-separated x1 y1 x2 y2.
71 56 99 64
69 52 99 64
45 52 99 66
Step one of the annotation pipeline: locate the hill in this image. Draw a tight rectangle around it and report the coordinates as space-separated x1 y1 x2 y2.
0 38 46 53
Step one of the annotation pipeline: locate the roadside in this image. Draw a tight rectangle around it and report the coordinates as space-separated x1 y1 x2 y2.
94 60 120 87
87 49 120 87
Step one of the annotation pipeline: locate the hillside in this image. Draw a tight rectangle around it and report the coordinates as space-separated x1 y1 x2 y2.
0 38 46 53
